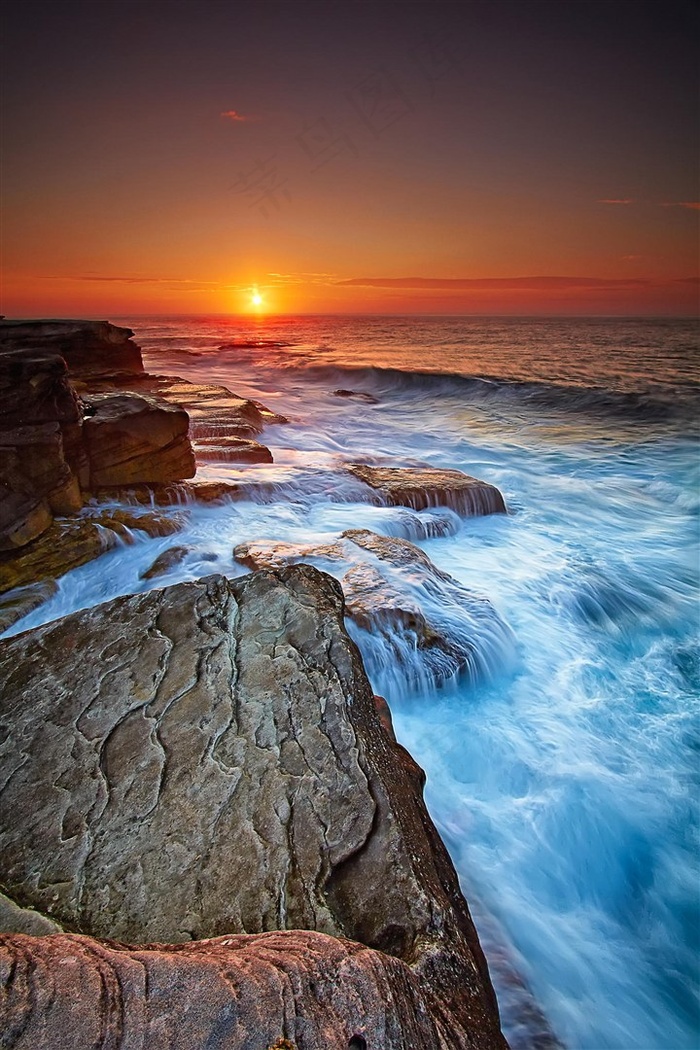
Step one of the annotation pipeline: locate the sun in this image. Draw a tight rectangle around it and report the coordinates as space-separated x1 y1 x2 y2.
251 291 263 306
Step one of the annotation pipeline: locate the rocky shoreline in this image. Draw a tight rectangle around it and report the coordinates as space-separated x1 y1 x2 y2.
0 321 533 1048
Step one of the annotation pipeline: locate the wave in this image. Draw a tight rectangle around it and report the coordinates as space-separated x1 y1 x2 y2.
297 362 700 424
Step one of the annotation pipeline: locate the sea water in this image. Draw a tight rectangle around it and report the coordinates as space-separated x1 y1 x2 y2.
4 316 699 1049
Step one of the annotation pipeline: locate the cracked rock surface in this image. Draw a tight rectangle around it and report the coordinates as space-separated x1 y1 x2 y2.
0 565 506 1047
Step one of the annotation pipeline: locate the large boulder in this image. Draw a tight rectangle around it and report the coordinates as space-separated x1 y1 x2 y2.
0 320 145 377
347 464 507 516
0 567 506 1047
82 392 195 487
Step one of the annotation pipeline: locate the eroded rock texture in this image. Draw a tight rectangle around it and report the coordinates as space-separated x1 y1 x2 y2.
0 319 145 377
0 348 84 550
82 392 195 486
0 567 506 1048
81 373 279 465
0 930 467 1049
347 464 507 516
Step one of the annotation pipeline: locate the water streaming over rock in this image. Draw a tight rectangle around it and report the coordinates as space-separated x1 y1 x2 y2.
3 315 698 1049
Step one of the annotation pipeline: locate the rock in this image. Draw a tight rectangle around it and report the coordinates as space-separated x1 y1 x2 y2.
234 532 513 690
0 319 145 377
139 545 191 580
82 392 195 487
0 929 456 1049
346 464 507 516
0 580 58 634
234 538 347 572
80 374 278 468
193 436 274 464
0 893 63 936
252 400 289 425
82 374 268 437
334 389 380 404
0 567 505 1046
0 424 82 514
0 347 83 429
80 479 247 506
0 349 85 549
0 457 53 551
341 561 435 637
373 507 462 540
0 510 185 594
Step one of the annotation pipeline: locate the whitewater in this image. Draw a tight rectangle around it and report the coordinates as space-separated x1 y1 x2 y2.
4 316 698 1049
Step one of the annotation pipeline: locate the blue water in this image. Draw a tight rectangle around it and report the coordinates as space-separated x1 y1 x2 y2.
4 316 699 1048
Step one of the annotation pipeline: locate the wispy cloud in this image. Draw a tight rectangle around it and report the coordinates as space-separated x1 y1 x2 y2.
335 276 648 290
660 201 700 210
267 272 337 285
597 199 634 205
37 274 221 290
221 109 254 122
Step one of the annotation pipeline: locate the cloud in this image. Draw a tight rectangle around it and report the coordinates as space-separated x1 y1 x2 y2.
335 276 648 290
660 201 700 210
267 272 337 285
597 199 634 205
221 109 253 122
37 275 221 290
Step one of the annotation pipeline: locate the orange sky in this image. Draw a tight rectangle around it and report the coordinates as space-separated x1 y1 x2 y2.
1 1 698 318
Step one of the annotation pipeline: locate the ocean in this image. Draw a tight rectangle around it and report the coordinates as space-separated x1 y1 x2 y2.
5 315 699 1049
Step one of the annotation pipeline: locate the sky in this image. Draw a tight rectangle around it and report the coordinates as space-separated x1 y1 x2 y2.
1 0 698 317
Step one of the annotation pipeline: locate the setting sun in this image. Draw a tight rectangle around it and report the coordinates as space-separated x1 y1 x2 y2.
251 290 263 307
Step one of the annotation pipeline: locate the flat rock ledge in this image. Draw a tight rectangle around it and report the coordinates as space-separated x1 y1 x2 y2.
347 465 507 516
0 566 506 1049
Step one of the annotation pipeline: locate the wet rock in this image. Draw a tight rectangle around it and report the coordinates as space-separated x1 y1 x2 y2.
341 561 436 638
82 392 195 487
334 389 380 404
85 479 247 506
0 580 58 634
84 374 268 434
0 929 453 1049
193 436 273 464
253 400 289 426
0 319 144 377
234 538 347 571
234 532 513 690
347 464 507 516
0 567 506 1047
382 506 462 540
0 510 185 594
139 545 191 580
